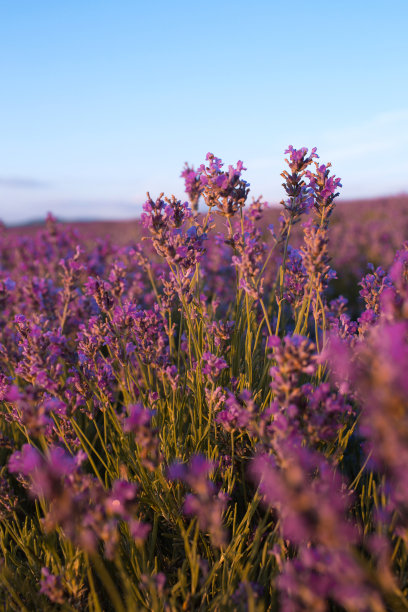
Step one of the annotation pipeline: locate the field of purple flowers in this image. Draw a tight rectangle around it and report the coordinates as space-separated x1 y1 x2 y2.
1 148 408 611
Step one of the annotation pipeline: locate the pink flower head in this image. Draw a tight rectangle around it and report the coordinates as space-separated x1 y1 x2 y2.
48 447 76 477
284 146 319 173
8 444 42 476
129 519 151 545
106 480 138 518
123 403 155 433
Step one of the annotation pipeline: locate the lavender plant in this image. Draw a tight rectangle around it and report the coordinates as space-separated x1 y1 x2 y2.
0 148 408 611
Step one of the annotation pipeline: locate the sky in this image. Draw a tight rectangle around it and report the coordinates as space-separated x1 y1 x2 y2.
0 0 407 225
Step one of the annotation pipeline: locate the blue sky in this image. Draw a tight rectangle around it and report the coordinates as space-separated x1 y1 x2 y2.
1 0 407 224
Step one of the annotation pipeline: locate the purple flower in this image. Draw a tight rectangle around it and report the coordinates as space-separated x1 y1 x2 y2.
40 568 65 604
8 444 42 476
141 192 206 278
8 445 75 498
282 246 308 308
250 446 356 548
129 519 151 545
230 211 266 300
359 263 393 317
84 276 114 311
123 404 160 471
278 546 385 612
167 460 187 481
105 480 138 519
269 334 316 407
168 455 228 547
280 146 318 224
202 351 228 382
123 403 155 433
284 146 319 173
216 391 257 433
198 153 250 217
300 219 334 298
306 160 342 228
181 163 204 211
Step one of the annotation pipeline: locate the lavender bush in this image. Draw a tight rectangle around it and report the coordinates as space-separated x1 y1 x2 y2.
1 148 408 611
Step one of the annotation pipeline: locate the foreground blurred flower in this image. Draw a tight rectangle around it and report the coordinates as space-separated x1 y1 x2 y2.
123 403 161 471
40 568 65 605
8 444 150 557
168 455 229 547
251 446 387 611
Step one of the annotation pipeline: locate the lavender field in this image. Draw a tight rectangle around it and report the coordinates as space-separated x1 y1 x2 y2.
1 147 408 611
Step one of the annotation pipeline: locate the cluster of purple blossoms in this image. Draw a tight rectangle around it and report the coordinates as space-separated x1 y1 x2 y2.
230 202 267 300
300 219 337 315
279 153 342 329
84 275 114 312
40 568 66 605
199 153 250 217
2 384 69 442
282 245 308 310
251 439 386 611
306 161 342 228
142 193 206 269
216 389 258 433
205 316 234 351
122 403 161 471
327 319 408 533
180 163 204 212
8 444 150 558
326 296 358 341
359 263 393 318
251 445 355 549
279 146 318 233
168 455 229 547
141 192 209 305
201 351 228 383
13 314 68 395
268 334 316 407
204 385 227 412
